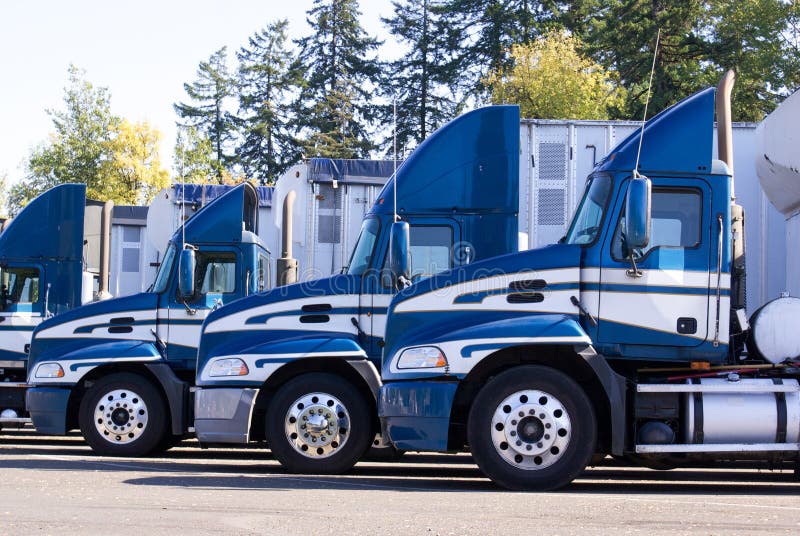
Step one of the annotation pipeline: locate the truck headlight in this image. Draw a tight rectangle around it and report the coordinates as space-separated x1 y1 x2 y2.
397 346 447 369
208 358 249 377
34 363 65 379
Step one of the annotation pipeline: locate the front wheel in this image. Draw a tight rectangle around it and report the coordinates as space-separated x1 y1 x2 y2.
78 372 168 457
468 365 596 491
266 372 372 474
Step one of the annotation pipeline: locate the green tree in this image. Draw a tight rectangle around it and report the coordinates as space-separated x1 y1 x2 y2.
381 0 460 152
439 0 563 101
24 65 120 202
235 19 300 184
704 0 798 121
174 48 237 181
484 31 626 119
580 1 711 120
293 0 382 158
11 66 170 215
174 126 221 185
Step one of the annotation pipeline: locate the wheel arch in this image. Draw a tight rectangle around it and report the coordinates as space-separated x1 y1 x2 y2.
448 343 625 455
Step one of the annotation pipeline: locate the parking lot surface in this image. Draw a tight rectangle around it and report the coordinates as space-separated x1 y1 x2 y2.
2 429 800 535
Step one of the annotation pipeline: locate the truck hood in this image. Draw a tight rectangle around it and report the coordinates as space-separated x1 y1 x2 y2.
198 273 364 365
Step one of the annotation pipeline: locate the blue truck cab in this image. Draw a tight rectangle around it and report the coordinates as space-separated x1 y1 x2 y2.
380 83 755 490
26 183 271 455
0 184 88 423
192 105 521 473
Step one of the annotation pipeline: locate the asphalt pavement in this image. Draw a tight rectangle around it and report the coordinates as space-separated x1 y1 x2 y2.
2 428 800 535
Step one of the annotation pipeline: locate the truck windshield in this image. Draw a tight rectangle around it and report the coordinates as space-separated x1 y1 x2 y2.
564 175 612 245
343 218 380 275
151 243 176 293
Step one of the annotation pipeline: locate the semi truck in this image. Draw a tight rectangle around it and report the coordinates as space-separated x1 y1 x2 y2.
188 105 521 471
0 184 110 426
24 183 273 454
26 106 524 461
377 71 800 490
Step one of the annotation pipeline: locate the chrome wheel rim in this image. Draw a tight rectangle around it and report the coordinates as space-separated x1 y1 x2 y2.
284 392 350 459
490 389 571 470
93 388 149 444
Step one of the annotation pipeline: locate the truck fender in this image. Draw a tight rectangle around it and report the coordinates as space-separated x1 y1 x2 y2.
575 344 627 456
201 333 370 386
346 359 382 400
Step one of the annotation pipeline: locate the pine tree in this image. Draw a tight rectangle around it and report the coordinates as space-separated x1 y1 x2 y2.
381 0 460 153
174 48 237 181
235 19 300 184
293 0 382 158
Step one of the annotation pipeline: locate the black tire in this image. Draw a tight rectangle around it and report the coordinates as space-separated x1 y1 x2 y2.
468 365 596 491
152 433 183 454
266 372 372 474
78 372 169 457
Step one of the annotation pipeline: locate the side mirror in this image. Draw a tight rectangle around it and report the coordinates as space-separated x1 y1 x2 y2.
625 176 651 250
389 221 411 289
178 248 196 298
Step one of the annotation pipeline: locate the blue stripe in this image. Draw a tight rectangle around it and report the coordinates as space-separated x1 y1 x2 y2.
581 282 728 296
0 325 35 332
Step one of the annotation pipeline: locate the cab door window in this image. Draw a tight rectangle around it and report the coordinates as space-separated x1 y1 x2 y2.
182 252 237 304
409 226 453 279
612 188 702 260
379 223 456 288
0 266 41 313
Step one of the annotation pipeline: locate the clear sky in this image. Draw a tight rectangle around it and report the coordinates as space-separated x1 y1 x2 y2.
0 0 393 185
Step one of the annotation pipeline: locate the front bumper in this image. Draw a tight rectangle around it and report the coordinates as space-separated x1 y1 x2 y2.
378 380 458 451
193 387 258 444
26 387 71 435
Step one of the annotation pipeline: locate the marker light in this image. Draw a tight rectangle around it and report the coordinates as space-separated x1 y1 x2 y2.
208 358 249 377
397 346 447 369
35 363 65 379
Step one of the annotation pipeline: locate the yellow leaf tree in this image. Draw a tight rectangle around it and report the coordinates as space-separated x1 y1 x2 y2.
484 31 626 120
102 120 170 205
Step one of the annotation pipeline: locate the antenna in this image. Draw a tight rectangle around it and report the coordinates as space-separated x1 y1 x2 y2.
634 28 661 177
393 94 398 222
